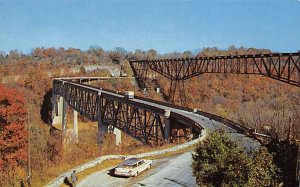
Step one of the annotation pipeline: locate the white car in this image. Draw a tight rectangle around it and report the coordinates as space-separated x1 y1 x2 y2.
114 158 152 177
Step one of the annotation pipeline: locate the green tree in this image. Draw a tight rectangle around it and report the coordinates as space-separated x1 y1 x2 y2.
192 131 279 186
267 139 299 186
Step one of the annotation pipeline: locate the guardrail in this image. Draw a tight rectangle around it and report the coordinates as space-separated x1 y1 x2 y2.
46 129 207 187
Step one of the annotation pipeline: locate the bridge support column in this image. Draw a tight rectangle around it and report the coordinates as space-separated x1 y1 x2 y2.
73 110 78 143
98 120 108 145
51 90 57 122
177 130 181 143
113 128 122 145
164 110 171 143
52 94 57 122
58 96 64 116
52 95 63 125
62 96 68 135
97 91 108 145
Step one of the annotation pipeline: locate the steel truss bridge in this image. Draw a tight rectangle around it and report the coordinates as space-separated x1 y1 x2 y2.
52 78 203 145
130 52 300 105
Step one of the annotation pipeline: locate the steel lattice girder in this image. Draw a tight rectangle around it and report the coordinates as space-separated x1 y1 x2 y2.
52 79 201 144
100 97 165 143
130 52 300 87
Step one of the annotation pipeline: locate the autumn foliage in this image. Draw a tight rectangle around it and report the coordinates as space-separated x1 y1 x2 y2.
0 84 27 184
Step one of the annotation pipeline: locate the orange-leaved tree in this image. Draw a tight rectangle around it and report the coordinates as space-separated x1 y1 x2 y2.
0 84 27 182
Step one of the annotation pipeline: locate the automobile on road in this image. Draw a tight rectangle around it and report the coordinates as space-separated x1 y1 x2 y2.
114 158 152 177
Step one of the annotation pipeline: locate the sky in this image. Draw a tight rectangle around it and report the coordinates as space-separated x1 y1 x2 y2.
0 0 299 54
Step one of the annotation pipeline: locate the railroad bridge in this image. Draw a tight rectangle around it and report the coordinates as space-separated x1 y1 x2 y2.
51 52 300 146
130 52 300 105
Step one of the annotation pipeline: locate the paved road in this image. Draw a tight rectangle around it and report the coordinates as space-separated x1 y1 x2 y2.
77 152 196 187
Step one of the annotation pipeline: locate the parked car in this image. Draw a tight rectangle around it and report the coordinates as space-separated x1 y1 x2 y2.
114 158 152 177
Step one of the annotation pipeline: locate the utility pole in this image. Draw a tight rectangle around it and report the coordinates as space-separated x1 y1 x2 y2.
27 109 31 187
296 144 300 187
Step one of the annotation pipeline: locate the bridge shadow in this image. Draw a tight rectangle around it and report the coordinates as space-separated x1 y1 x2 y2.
40 89 52 125
163 177 190 187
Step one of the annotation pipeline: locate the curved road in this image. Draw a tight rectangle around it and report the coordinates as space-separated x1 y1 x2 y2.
76 95 259 187
78 152 196 187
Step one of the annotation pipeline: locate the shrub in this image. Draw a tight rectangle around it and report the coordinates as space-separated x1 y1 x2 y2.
192 131 279 186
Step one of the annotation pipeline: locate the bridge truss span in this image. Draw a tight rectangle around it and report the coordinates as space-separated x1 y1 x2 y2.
131 53 300 85
130 52 300 104
52 79 202 145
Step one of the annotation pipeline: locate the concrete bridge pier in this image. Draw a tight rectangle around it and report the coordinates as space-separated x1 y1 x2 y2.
51 95 79 143
73 110 78 143
51 92 57 122
52 96 64 125
97 120 122 146
113 128 122 145
164 110 171 143
97 119 108 145
97 91 107 145
62 96 68 135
